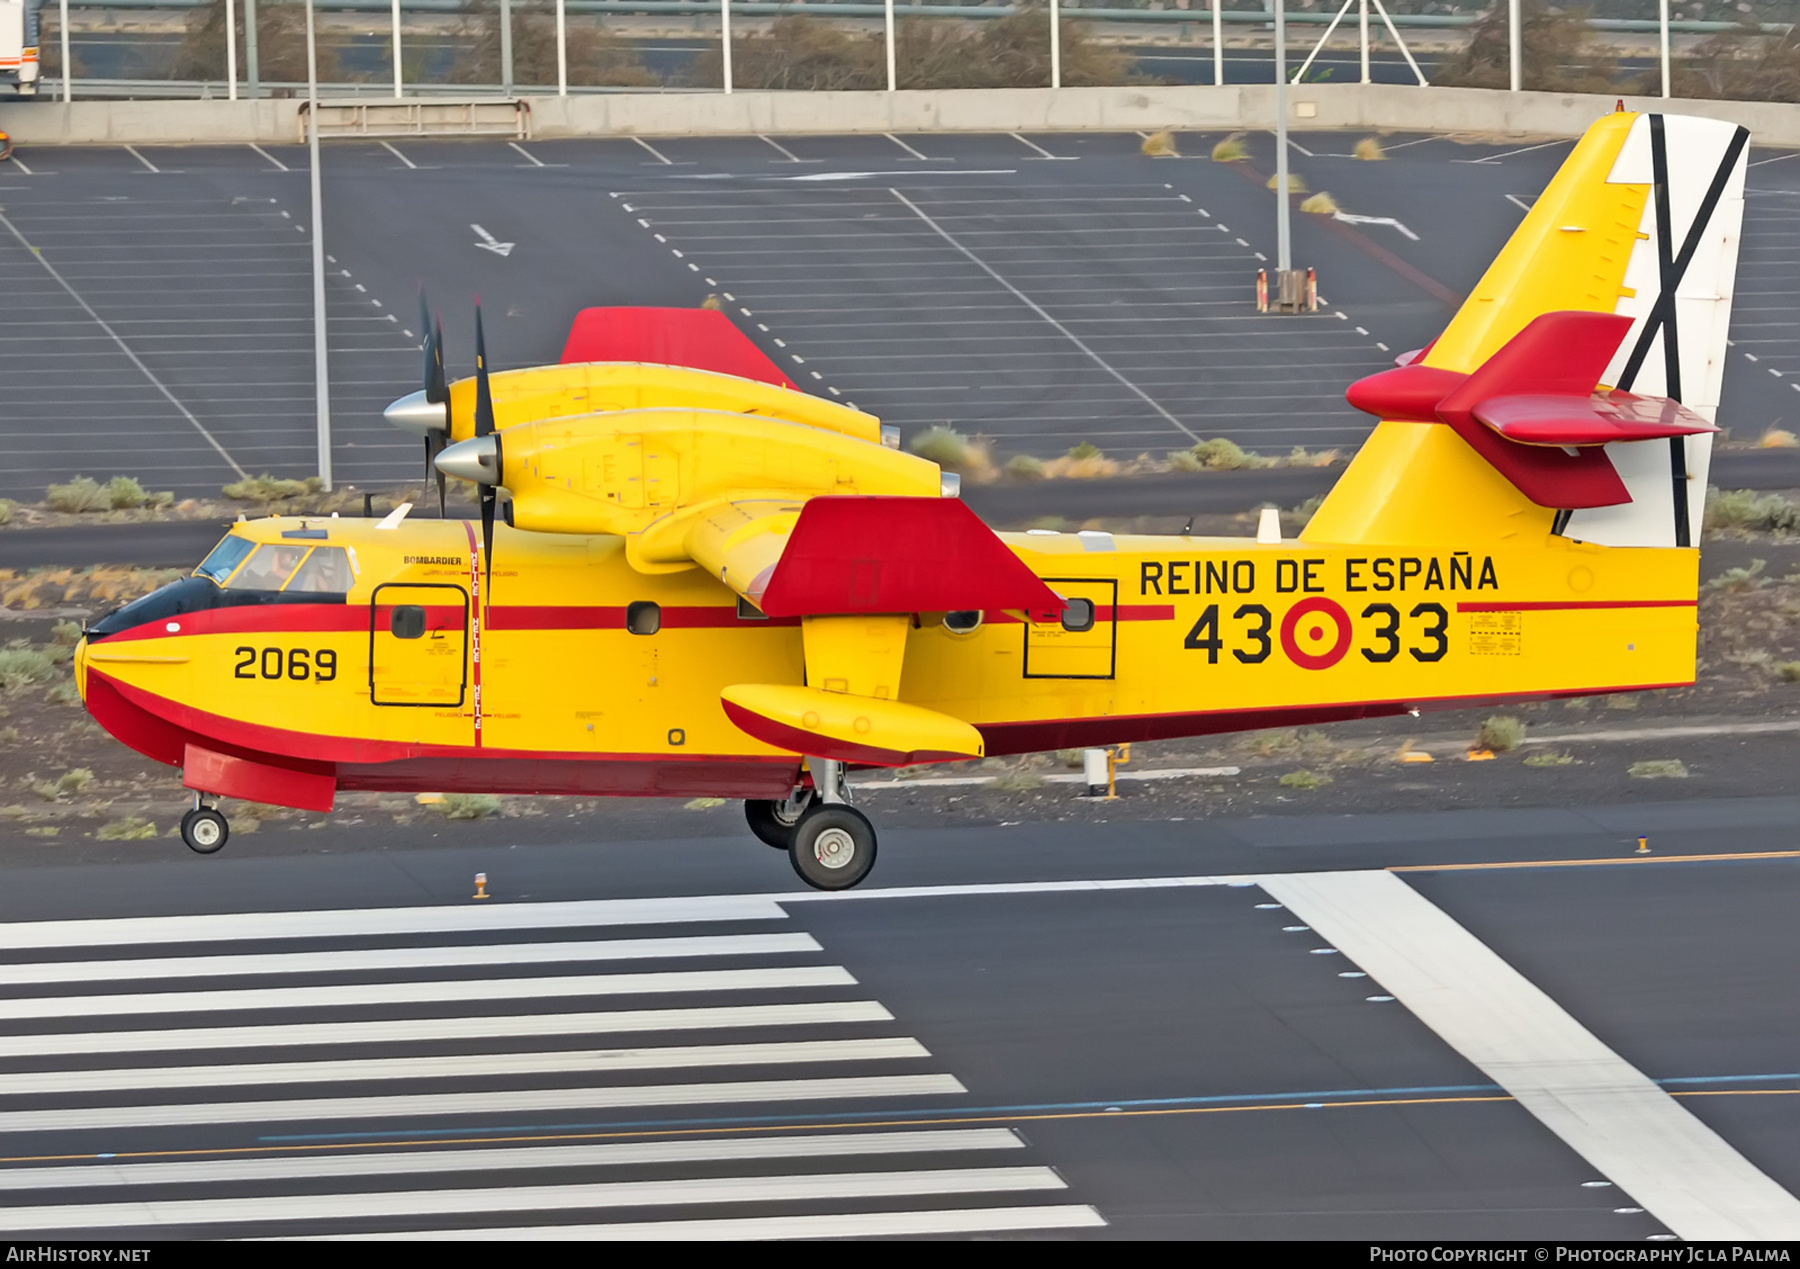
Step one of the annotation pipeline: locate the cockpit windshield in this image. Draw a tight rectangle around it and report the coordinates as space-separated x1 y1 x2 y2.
194 534 253 584
229 544 311 592
286 547 353 593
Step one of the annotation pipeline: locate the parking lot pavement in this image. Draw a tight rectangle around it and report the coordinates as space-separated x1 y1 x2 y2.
0 127 1794 500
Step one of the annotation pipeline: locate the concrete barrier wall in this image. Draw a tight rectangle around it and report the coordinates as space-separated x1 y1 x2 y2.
4 83 1799 148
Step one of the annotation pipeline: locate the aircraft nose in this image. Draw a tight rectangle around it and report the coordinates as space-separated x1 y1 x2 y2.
436 434 500 485
384 389 448 436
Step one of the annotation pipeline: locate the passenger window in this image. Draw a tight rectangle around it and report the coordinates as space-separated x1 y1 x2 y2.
225 544 309 592
1061 598 1096 633
390 605 426 639
285 546 352 594
195 534 254 584
627 601 661 636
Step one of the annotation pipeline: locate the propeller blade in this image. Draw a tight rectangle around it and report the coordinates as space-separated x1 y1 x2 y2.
473 304 496 439
473 303 497 589
428 316 447 404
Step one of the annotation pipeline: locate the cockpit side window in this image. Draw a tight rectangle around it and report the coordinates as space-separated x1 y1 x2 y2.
285 546 352 594
195 535 254 584
225 544 311 592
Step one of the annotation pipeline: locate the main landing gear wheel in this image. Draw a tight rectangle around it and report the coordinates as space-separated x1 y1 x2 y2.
745 798 807 850
789 804 876 891
180 807 228 855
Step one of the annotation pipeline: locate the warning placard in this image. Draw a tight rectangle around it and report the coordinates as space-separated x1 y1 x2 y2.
1469 610 1522 656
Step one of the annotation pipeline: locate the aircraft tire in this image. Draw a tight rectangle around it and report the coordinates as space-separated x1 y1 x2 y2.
180 807 228 855
789 805 876 891
744 799 806 850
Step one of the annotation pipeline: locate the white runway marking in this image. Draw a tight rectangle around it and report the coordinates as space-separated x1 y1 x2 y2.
759 135 816 163
0 1038 930 1096
0 1000 897 1057
0 1074 968 1132
319 1204 1108 1241
378 141 417 169
889 188 1199 443
632 136 675 165
0 965 856 1020
123 146 160 174
249 144 290 171
1009 133 1073 161
885 133 935 161
0 894 786 950
508 141 545 167
0 932 820 986
1257 869 1800 1242
0 1167 1061 1233
0 1129 1024 1192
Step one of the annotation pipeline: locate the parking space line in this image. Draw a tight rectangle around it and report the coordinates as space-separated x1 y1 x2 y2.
123 146 160 174
1259 869 1800 1242
1454 139 1573 165
1505 194 1534 212
632 136 676 166
379 141 417 170
0 210 248 479
889 187 1196 443
8 156 31 175
1748 152 1800 168
249 144 290 172
1008 134 1075 162
509 141 546 167
885 134 939 162
759 135 820 164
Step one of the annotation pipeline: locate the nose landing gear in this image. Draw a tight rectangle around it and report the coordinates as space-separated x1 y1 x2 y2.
179 796 229 855
745 758 878 891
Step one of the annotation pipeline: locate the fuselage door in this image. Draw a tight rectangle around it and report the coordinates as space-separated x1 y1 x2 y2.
1023 578 1117 680
370 583 469 706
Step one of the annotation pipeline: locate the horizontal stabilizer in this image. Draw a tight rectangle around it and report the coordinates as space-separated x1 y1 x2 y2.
722 684 984 767
1474 391 1717 447
560 308 797 389
754 497 1061 618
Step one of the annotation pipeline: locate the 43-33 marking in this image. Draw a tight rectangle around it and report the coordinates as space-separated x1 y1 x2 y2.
1183 600 1448 669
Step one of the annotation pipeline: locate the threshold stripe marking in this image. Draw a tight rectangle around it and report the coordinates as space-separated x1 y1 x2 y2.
0 1000 896 1059
0 966 856 1021
0 1129 1023 1191
0 933 821 986
0 1166 1060 1232
0 895 787 951
1257 869 1800 1241
0 1038 929 1096
314 1203 1107 1241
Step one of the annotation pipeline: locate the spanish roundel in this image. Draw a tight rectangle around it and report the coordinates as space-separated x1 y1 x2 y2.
560 307 798 390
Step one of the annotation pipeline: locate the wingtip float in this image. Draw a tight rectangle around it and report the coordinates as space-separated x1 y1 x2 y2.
77 110 1745 890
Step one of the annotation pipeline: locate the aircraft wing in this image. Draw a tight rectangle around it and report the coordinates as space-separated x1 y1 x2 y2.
560 307 798 390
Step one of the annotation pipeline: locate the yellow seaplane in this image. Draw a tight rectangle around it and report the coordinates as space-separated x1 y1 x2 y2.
76 111 1745 888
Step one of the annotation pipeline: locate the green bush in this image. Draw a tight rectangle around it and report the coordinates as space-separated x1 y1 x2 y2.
1172 438 1270 472
103 476 147 509
1005 455 1046 482
1279 769 1332 790
45 477 110 514
1705 488 1800 534
1779 662 1800 683
432 792 502 820
1476 716 1527 753
909 426 971 469
1706 559 1769 592
0 499 14 526
96 816 158 841
1523 750 1574 767
1066 441 1102 461
0 649 56 692
223 474 323 503
49 621 83 647
1629 759 1689 780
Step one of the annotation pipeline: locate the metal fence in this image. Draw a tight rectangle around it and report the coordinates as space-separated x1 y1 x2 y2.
25 0 1799 103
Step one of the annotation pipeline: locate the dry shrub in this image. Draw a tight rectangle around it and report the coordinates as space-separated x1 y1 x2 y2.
173 0 337 83
1476 715 1527 753
692 10 1138 91
1142 130 1179 158
1354 136 1386 161
1433 0 1617 93
908 426 995 482
453 2 656 88
1666 27 1800 104
1267 173 1309 195
1760 428 1798 448
1299 192 1339 215
1211 133 1248 162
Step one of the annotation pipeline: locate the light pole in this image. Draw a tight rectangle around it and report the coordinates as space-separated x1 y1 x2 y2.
244 0 259 99
885 0 895 92
1659 0 1671 99
1508 0 1521 93
225 0 237 99
306 0 332 492
1275 0 1291 275
557 0 568 96
1049 0 1060 89
1212 0 1223 86
391 0 402 97
722 0 732 94
500 0 514 95
58 0 68 103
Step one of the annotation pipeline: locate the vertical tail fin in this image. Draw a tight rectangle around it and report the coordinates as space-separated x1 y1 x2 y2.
1306 111 1748 549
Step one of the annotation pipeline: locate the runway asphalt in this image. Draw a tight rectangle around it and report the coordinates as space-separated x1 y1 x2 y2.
0 126 1795 504
0 795 1795 1238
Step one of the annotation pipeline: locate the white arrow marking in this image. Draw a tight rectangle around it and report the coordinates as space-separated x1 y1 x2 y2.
1332 212 1421 241
471 224 515 257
